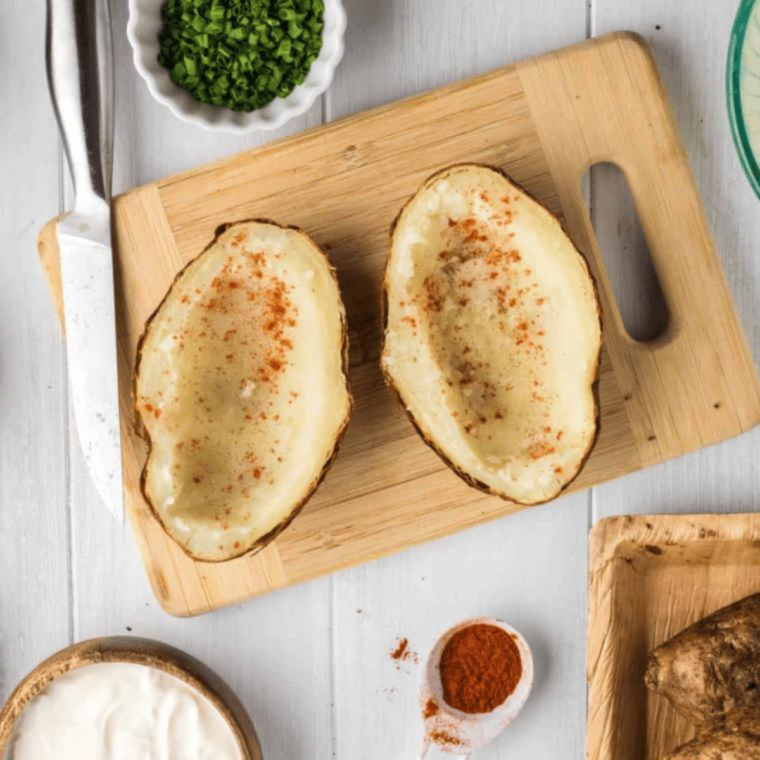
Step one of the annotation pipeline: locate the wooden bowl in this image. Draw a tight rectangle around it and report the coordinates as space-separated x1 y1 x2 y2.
0 636 263 759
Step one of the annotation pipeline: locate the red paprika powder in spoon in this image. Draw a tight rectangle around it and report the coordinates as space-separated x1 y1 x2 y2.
439 623 523 714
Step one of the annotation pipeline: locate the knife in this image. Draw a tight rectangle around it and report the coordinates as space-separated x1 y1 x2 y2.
46 0 124 522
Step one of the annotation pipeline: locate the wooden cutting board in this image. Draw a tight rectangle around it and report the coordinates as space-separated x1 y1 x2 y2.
38 32 760 616
587 514 760 760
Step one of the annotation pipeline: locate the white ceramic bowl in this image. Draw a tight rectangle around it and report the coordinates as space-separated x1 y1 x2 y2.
127 0 346 133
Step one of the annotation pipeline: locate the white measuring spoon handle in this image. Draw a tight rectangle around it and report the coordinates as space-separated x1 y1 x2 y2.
419 742 471 759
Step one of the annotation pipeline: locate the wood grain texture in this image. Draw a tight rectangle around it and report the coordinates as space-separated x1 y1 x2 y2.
52 3 336 758
327 0 588 118
517 33 760 463
591 0 760 524
584 9 760 759
330 5 591 758
37 33 760 617
5 4 760 759
0 0 71 712
587 513 760 760
333 495 590 759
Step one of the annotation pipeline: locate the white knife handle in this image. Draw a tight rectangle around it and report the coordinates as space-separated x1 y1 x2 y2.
46 0 113 210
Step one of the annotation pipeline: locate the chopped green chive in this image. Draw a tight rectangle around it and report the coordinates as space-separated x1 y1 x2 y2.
158 0 325 112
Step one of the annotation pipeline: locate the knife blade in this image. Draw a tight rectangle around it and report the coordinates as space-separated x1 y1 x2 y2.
46 0 124 522
57 209 123 522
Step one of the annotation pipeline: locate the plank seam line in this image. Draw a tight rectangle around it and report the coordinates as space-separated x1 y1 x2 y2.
58 138 77 645
329 574 338 759
323 85 340 760
586 3 598 732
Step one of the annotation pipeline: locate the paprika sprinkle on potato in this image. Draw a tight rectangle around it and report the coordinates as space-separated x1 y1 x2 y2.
439 623 522 714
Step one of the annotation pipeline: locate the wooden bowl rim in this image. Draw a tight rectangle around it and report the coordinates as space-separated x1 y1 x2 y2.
0 636 263 759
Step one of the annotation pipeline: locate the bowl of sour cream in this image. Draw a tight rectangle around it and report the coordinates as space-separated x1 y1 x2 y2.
0 637 262 760
728 0 760 199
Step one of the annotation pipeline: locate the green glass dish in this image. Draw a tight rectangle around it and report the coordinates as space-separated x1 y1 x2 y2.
728 0 760 199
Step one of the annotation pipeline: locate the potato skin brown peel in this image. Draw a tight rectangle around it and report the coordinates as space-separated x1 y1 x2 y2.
134 219 351 563
646 594 760 758
381 164 602 506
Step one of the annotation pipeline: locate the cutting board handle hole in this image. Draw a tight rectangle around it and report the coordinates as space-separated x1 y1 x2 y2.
582 162 669 343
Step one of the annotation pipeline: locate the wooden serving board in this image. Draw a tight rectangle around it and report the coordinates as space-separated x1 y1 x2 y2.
38 33 760 616
587 514 760 760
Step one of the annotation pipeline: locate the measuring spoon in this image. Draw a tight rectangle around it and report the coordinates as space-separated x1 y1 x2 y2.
418 617 534 758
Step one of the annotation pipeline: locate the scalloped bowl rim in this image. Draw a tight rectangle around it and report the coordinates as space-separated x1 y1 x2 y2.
127 0 346 133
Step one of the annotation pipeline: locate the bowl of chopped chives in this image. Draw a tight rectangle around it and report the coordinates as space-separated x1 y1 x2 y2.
128 0 346 133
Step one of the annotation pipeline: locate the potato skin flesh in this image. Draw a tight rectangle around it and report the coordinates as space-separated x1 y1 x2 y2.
382 163 601 505
664 709 760 759
645 593 760 724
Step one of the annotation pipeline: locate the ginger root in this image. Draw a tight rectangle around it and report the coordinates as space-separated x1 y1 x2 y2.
646 592 760 758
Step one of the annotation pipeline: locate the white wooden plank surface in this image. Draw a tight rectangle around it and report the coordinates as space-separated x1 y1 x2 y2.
108 1 323 185
0 0 71 704
591 0 760 523
328 3 590 758
2 1 760 759
332 499 590 759
58 3 334 759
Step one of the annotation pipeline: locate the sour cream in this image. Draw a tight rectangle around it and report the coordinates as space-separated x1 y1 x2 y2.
5 662 243 760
